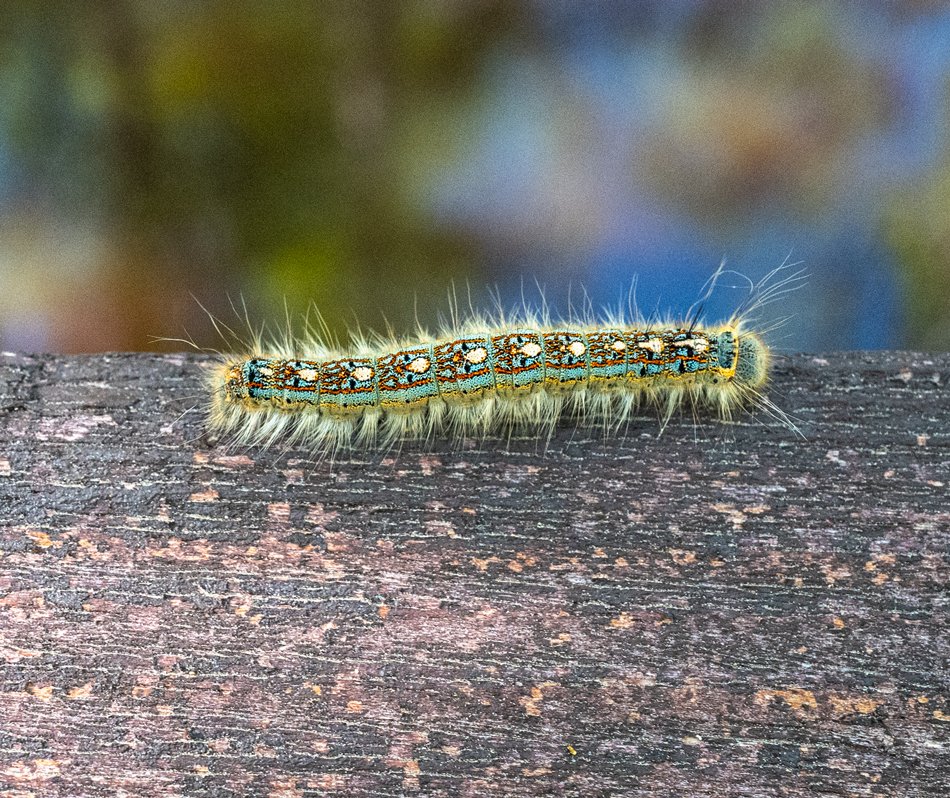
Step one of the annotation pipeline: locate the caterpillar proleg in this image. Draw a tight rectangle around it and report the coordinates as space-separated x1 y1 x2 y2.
205 265 803 454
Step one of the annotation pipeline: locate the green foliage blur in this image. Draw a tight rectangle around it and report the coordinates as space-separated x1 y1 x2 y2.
1 1 506 350
886 157 950 350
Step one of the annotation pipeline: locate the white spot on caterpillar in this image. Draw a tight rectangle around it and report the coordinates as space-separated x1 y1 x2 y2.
520 342 542 357
298 368 318 381
567 340 586 358
351 366 374 381
683 338 708 353
407 356 430 374
643 338 664 353
464 347 488 364
611 339 626 352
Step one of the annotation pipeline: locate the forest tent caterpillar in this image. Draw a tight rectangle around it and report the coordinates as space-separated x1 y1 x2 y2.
205 265 803 453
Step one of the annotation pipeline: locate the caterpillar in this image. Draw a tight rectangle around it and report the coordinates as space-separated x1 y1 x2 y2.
204 265 803 454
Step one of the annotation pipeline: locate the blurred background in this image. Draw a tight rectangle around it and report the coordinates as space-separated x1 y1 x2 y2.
1 0 949 354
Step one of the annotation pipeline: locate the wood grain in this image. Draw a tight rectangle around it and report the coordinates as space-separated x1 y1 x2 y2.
0 351 947 797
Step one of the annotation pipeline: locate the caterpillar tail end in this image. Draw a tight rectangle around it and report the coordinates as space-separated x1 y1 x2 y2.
220 361 249 402
207 361 249 438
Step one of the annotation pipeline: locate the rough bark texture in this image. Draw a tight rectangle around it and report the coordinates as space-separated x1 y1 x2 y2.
0 351 947 798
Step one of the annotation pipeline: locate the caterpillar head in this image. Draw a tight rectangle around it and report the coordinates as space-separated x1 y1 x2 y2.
713 329 769 389
736 332 769 389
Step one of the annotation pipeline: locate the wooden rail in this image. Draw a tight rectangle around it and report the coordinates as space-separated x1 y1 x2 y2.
0 351 947 797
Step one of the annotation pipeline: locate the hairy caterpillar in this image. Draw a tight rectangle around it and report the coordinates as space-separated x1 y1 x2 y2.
205 265 802 454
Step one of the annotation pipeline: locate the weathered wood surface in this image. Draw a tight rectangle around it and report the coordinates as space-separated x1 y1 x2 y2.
0 350 947 798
